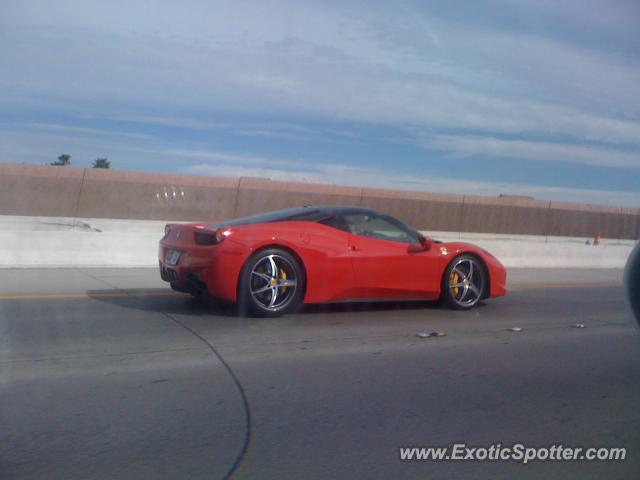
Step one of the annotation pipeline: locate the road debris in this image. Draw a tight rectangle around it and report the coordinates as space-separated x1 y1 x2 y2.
509 327 523 332
572 323 585 328
416 331 446 338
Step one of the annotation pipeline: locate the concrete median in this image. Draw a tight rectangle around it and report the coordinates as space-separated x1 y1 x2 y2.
0 215 634 269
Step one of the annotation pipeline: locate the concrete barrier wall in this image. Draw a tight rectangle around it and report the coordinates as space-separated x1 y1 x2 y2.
1 163 639 239
359 188 464 232
0 216 635 268
458 196 551 235
75 168 240 221
547 202 638 239
0 164 84 217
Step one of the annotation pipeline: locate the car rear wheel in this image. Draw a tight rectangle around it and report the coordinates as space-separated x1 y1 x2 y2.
441 255 486 310
238 248 305 317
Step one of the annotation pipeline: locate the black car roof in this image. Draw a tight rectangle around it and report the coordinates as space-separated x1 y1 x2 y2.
215 205 377 227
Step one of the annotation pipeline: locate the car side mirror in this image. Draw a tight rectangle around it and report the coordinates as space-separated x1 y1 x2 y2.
408 235 432 253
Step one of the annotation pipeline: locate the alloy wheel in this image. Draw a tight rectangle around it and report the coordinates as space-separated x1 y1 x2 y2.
448 257 484 307
249 254 298 311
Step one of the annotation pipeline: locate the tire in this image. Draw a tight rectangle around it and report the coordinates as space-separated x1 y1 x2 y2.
441 254 486 310
237 248 305 317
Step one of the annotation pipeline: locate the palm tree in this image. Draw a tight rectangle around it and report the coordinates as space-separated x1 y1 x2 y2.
92 158 110 169
51 154 71 166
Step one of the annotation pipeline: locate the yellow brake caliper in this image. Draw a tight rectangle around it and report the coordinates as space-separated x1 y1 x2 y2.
451 271 459 296
280 268 288 294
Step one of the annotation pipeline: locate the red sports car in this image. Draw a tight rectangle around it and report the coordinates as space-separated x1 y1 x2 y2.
159 206 506 316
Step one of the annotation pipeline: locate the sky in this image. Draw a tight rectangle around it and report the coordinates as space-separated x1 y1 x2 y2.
1 0 639 207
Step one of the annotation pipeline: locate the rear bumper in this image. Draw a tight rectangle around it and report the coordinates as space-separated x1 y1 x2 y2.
158 236 213 296
159 261 207 293
159 262 178 282
158 240 249 302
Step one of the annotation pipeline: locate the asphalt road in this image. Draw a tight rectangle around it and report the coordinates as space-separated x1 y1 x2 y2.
1 268 638 479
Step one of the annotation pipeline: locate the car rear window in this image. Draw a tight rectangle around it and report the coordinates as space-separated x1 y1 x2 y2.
209 207 325 228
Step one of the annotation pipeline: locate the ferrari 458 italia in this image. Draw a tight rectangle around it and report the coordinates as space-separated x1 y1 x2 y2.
159 206 506 316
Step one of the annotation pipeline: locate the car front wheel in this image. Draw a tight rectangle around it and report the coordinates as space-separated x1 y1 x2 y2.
441 255 486 310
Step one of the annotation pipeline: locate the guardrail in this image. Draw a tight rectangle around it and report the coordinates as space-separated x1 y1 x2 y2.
1 163 638 239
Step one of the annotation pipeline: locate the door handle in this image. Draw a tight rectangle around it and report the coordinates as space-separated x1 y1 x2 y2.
350 245 360 251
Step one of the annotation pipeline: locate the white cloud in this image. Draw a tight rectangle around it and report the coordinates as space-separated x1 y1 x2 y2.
429 135 640 168
2 1 639 149
100 115 231 131
164 149 305 170
101 115 343 142
1 122 153 140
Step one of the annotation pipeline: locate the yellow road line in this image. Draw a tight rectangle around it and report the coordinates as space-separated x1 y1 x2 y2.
0 283 622 301
0 291 183 301
509 282 622 290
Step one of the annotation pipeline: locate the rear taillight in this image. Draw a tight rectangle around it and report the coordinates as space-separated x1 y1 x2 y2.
194 229 231 245
218 229 231 242
194 231 218 245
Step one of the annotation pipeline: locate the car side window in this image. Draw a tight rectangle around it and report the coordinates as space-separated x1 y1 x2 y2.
342 213 420 244
318 216 350 233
